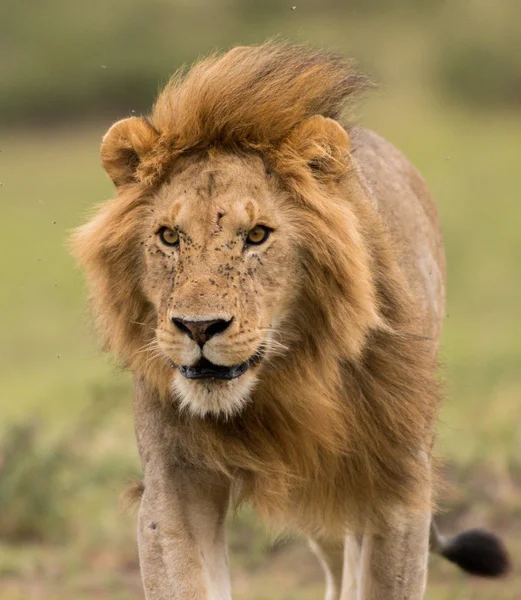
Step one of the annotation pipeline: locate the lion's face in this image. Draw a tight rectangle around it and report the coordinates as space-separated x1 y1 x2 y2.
142 153 298 417
74 106 369 420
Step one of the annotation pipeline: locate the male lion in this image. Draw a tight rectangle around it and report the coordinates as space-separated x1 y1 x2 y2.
72 43 510 599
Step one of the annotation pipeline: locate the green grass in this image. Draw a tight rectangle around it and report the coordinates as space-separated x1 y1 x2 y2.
1 98 520 598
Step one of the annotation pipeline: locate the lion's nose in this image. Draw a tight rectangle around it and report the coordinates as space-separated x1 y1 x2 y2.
171 317 233 347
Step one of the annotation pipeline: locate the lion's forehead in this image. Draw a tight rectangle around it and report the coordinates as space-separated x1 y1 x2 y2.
174 196 257 240
154 153 275 236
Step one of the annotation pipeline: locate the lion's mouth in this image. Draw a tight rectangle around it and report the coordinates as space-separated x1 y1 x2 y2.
178 349 264 380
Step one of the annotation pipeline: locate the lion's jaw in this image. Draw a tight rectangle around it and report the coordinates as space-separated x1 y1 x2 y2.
145 153 297 418
172 369 260 419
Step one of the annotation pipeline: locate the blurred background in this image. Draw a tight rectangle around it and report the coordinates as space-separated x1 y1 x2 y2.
1 1 520 598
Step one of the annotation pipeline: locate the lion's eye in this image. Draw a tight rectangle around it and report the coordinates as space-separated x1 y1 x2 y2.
158 227 179 247
246 225 271 245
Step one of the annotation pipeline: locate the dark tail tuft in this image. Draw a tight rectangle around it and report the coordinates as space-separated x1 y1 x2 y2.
440 528 511 577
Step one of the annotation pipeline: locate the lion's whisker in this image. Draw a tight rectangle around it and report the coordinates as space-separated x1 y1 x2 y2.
133 338 161 356
261 337 289 354
142 348 166 368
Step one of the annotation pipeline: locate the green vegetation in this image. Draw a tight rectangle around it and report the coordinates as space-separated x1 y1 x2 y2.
1 0 519 597
1 0 519 126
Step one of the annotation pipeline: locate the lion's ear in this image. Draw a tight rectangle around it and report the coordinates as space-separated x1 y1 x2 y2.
101 117 158 186
285 115 351 179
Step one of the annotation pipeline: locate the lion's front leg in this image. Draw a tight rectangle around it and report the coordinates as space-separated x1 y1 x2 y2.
357 508 431 600
134 377 232 600
138 467 231 600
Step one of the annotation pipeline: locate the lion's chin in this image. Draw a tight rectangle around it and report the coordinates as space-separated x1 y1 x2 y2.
172 370 258 419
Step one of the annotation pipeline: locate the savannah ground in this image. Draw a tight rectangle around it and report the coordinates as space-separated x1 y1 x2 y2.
1 1 520 598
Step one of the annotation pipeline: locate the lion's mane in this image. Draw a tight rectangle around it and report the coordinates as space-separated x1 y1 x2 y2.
72 43 440 536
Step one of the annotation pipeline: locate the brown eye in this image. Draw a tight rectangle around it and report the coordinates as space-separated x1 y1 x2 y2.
158 227 179 247
246 225 271 245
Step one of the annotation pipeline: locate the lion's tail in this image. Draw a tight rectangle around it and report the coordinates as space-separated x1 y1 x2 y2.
430 519 511 577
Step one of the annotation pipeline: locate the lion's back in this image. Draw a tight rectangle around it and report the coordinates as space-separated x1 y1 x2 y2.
351 127 446 343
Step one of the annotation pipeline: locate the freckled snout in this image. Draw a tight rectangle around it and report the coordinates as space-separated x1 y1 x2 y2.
170 316 233 347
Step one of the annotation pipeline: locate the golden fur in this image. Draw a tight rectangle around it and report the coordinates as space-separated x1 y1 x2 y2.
72 42 441 538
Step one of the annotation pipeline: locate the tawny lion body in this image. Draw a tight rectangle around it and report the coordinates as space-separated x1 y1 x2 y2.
72 43 509 599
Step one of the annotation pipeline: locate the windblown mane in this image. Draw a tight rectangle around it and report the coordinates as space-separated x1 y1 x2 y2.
73 42 440 537
137 42 369 185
